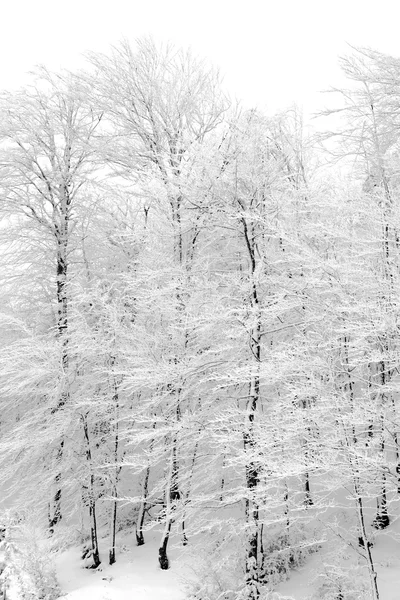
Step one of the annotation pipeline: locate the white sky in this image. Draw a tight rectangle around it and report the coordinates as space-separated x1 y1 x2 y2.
2 0 400 119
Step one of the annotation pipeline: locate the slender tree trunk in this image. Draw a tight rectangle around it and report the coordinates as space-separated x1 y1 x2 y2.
157 185 184 569
109 485 117 565
181 428 201 546
244 417 260 598
108 446 119 564
88 485 101 569
304 472 313 507
284 481 290 535
136 465 150 546
220 452 226 502
300 397 314 509
136 421 156 547
341 331 380 599
374 360 390 529
82 415 101 568
158 443 180 570
49 452 63 531
244 362 260 585
109 367 120 565
159 519 172 571
49 207 70 530
372 118 394 523
241 216 261 599
354 478 380 600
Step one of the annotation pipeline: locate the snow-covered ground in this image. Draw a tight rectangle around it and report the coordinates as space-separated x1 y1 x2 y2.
56 530 186 600
52 512 400 600
276 513 400 600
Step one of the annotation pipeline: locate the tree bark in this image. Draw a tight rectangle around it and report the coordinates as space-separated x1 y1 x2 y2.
241 215 261 599
109 367 121 565
136 465 150 547
158 443 180 570
82 415 101 569
354 478 380 600
49 215 69 530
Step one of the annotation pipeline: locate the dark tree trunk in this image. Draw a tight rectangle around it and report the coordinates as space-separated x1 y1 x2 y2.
158 519 172 570
88 492 101 569
158 440 180 570
109 487 118 565
241 216 261 599
49 208 70 531
136 465 150 547
300 395 314 509
109 368 120 565
374 361 390 530
284 481 290 534
220 452 226 502
181 428 201 546
374 473 390 530
156 181 184 569
304 472 313 507
82 415 101 569
355 479 380 600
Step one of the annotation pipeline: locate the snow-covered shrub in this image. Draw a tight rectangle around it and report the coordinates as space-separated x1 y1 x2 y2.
184 525 320 600
4 522 60 600
260 528 321 588
312 559 371 600
184 532 247 600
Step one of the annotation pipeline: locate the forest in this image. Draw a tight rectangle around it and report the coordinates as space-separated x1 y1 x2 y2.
0 38 399 600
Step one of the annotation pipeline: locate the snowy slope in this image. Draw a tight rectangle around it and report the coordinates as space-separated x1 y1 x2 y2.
276 513 400 600
56 530 186 600
53 511 400 600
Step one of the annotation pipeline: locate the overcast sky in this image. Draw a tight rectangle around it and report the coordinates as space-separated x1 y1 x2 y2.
2 0 399 119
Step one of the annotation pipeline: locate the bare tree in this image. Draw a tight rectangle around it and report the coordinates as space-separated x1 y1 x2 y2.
0 67 103 530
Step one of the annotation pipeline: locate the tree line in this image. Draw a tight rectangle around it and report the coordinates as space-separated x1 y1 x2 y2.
0 40 400 600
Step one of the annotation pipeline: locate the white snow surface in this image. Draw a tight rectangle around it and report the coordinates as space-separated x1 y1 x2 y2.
54 514 400 600
56 531 186 600
276 511 400 600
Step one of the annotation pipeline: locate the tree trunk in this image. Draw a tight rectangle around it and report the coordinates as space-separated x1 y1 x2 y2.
374 361 390 530
354 479 380 600
88 490 101 569
241 215 261 599
136 465 150 546
109 367 120 565
304 472 313 507
158 518 172 571
49 210 69 530
82 415 101 569
158 440 180 570
109 485 118 565
243 345 261 596
181 429 201 546
244 422 260 599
